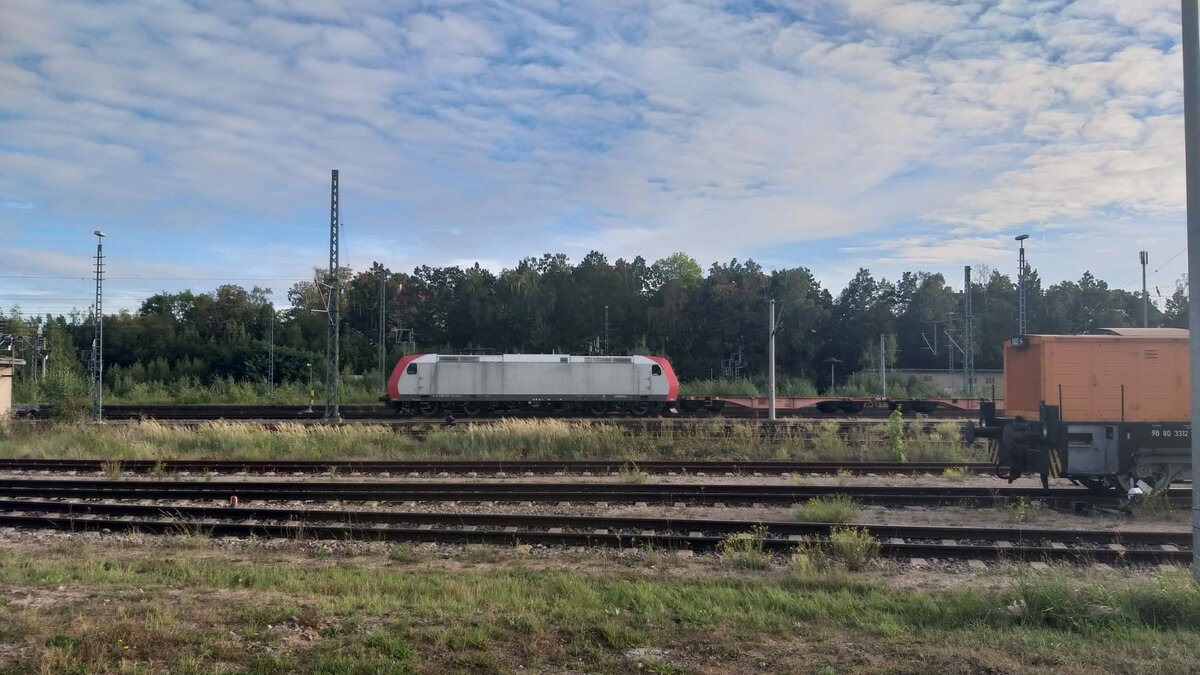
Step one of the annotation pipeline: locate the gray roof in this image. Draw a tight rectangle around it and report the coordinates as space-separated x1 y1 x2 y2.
0 356 26 366
1096 327 1189 338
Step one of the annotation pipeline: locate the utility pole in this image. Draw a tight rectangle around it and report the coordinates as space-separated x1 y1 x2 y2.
768 298 777 421
603 305 609 356
378 270 387 394
824 357 842 394
1016 234 1030 336
878 331 888 393
963 266 974 396
1179 0 1200 581
91 230 106 422
268 307 275 396
1140 251 1150 327
325 169 341 422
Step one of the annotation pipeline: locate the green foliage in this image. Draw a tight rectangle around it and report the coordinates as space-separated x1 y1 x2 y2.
791 496 860 524
793 526 880 573
884 409 906 462
716 525 771 569
3 257 1165 404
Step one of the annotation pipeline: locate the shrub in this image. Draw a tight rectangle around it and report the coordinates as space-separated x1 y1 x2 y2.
716 525 771 569
791 496 859 523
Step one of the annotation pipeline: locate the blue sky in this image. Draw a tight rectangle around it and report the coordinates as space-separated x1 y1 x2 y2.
0 0 1191 315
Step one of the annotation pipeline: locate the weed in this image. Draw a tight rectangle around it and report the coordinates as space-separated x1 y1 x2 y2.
1131 490 1172 519
884 409 906 462
101 460 122 478
716 525 771 570
793 526 880 573
942 466 969 482
834 468 853 485
791 496 859 524
619 462 647 484
1005 497 1045 523
388 544 419 564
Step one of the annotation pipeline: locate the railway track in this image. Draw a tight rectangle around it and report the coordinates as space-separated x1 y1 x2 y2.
19 404 978 422
0 498 1182 563
0 478 1177 508
0 459 993 476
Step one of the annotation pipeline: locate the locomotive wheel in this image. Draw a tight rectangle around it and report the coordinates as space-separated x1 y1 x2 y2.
418 402 442 417
460 401 485 417
629 402 651 416
585 402 609 416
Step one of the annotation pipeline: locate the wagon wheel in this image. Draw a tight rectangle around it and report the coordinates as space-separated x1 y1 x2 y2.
585 402 609 416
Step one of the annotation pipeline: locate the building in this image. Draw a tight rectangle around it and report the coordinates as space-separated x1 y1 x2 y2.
0 356 26 418
891 368 1004 398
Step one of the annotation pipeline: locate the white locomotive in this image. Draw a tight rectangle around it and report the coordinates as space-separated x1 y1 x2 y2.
385 354 679 416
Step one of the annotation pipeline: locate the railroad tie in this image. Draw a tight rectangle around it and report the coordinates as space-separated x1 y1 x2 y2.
635 502 648 508
967 560 987 571
641 530 655 536
1161 544 1180 552
1029 562 1050 571
593 529 608 535
909 558 928 568
713 502 726 508
941 539 957 547
689 531 703 538
558 501 571 507
995 540 1013 549
594 502 607 508
462 525 477 532
548 527 563 534
503 526 518 533
673 502 686 508
1050 542 1067 550
418 524 433 531
889 538 905 545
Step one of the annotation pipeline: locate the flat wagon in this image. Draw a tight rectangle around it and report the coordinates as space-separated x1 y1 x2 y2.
967 328 1190 493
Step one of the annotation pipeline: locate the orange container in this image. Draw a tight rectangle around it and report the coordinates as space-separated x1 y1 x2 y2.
1003 330 1190 423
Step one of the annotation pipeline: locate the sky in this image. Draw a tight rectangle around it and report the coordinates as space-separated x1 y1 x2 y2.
0 0 1192 316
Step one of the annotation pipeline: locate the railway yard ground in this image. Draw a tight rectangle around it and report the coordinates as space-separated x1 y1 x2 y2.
1 417 1199 673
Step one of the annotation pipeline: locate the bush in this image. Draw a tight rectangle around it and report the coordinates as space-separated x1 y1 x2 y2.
793 526 880 573
717 525 771 569
791 496 859 524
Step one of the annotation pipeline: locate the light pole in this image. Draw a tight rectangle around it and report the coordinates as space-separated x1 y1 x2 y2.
824 357 843 394
1015 234 1029 336
91 230 106 422
306 362 314 413
768 298 776 421
1179 0 1200 581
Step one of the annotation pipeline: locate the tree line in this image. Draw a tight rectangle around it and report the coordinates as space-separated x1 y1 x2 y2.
2 251 1189 400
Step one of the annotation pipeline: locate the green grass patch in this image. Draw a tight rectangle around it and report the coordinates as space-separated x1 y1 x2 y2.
0 546 1199 673
790 496 860 523
0 418 985 464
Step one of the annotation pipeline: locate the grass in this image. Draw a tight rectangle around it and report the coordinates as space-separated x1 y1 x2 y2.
790 496 860 523
792 526 881 573
941 465 969 481
1004 497 1047 523
0 543 1198 673
716 525 771 570
0 418 986 463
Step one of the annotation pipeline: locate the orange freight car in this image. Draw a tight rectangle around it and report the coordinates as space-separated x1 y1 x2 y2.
1003 331 1189 423
968 328 1191 494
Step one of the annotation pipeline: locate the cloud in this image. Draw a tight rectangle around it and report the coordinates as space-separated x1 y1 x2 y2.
0 0 1190 314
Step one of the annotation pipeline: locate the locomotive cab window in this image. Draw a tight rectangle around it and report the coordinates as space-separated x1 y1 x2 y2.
406 363 418 375
651 365 662 376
